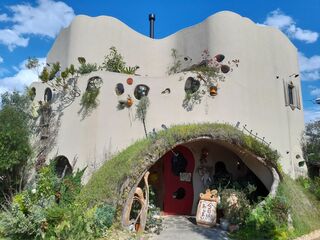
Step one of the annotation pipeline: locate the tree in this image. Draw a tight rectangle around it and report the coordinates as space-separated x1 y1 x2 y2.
0 91 32 204
303 120 320 171
135 96 150 138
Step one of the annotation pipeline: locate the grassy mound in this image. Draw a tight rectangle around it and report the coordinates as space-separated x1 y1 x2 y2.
280 176 320 237
80 123 279 208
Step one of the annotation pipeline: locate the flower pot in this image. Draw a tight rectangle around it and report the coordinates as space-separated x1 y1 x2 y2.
127 77 133 85
215 54 225 63
221 65 230 74
127 97 133 107
209 86 218 96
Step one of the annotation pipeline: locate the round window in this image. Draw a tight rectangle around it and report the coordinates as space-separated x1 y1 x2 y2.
184 77 200 94
115 83 124 96
134 84 150 100
173 188 186 200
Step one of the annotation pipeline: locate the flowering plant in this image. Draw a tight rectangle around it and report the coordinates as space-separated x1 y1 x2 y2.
220 189 250 225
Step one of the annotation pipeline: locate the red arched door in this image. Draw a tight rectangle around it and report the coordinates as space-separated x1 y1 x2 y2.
163 145 195 215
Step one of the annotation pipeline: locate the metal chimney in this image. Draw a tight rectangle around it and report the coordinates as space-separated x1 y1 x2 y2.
149 13 155 38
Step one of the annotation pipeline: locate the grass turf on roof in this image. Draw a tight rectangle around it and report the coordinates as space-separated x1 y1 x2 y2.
80 123 280 208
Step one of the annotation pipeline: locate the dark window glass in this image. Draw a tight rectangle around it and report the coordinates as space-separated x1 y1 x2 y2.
171 152 187 176
288 84 294 105
44 88 52 102
134 84 150 100
184 77 200 94
54 156 72 178
173 188 186 199
115 83 124 95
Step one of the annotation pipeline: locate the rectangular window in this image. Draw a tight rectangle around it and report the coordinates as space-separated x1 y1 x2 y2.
283 80 301 110
288 84 294 105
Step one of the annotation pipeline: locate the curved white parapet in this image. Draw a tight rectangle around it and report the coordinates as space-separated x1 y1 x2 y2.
31 11 306 181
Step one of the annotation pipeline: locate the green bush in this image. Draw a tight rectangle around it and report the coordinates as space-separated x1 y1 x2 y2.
95 204 116 231
101 46 126 73
234 196 289 240
0 162 116 240
220 189 251 225
80 88 100 110
78 62 98 75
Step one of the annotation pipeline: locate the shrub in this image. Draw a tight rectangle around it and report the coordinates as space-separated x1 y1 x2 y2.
95 204 116 231
220 189 251 225
234 196 289 240
80 88 100 112
101 46 126 73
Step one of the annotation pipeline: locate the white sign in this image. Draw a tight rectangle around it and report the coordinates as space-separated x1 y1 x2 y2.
196 200 217 226
180 172 191 182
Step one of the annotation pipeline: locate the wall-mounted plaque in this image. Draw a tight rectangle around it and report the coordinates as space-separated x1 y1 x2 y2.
179 172 191 182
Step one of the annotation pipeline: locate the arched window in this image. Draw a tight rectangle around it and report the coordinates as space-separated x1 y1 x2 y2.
54 156 72 178
44 88 52 102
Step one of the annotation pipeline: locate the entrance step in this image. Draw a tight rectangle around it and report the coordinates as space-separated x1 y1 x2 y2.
151 215 230 240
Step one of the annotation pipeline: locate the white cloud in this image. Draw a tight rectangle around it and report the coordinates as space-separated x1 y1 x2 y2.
304 108 320 123
298 52 320 81
0 0 75 50
0 29 29 51
0 56 3 64
263 9 319 43
0 14 9 22
0 57 46 95
310 88 320 97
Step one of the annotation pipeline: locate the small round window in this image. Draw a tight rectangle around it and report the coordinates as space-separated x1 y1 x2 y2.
87 76 102 91
184 77 200 94
173 188 186 200
134 84 150 100
44 88 52 102
115 83 124 96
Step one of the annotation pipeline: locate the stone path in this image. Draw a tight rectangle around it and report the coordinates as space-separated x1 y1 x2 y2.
151 216 230 240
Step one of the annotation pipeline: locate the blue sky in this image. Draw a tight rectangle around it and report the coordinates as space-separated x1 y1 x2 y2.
0 0 319 122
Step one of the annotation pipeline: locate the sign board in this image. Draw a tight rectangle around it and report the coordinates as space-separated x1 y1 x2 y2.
180 172 192 182
196 189 218 227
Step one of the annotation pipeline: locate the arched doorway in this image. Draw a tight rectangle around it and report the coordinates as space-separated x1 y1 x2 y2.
54 156 72 177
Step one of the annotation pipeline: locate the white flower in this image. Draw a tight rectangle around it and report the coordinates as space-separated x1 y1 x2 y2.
31 189 37 194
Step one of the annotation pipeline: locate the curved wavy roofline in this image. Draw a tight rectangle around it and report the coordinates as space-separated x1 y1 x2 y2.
62 10 296 49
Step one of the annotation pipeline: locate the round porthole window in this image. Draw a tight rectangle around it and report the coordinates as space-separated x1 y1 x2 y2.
44 88 52 102
115 83 124 96
134 84 150 100
184 77 200 94
173 188 186 200
87 76 102 90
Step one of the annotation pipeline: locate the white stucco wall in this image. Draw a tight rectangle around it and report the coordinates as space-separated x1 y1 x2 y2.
30 11 306 182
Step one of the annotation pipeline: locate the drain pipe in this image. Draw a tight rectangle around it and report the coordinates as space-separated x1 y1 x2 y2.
149 13 155 38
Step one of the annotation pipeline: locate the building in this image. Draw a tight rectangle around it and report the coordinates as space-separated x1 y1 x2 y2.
30 11 305 216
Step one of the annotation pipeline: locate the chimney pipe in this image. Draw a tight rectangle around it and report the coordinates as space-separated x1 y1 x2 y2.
149 13 155 38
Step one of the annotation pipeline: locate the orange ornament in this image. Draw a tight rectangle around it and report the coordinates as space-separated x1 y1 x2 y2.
209 86 218 96
127 97 133 107
127 78 133 85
